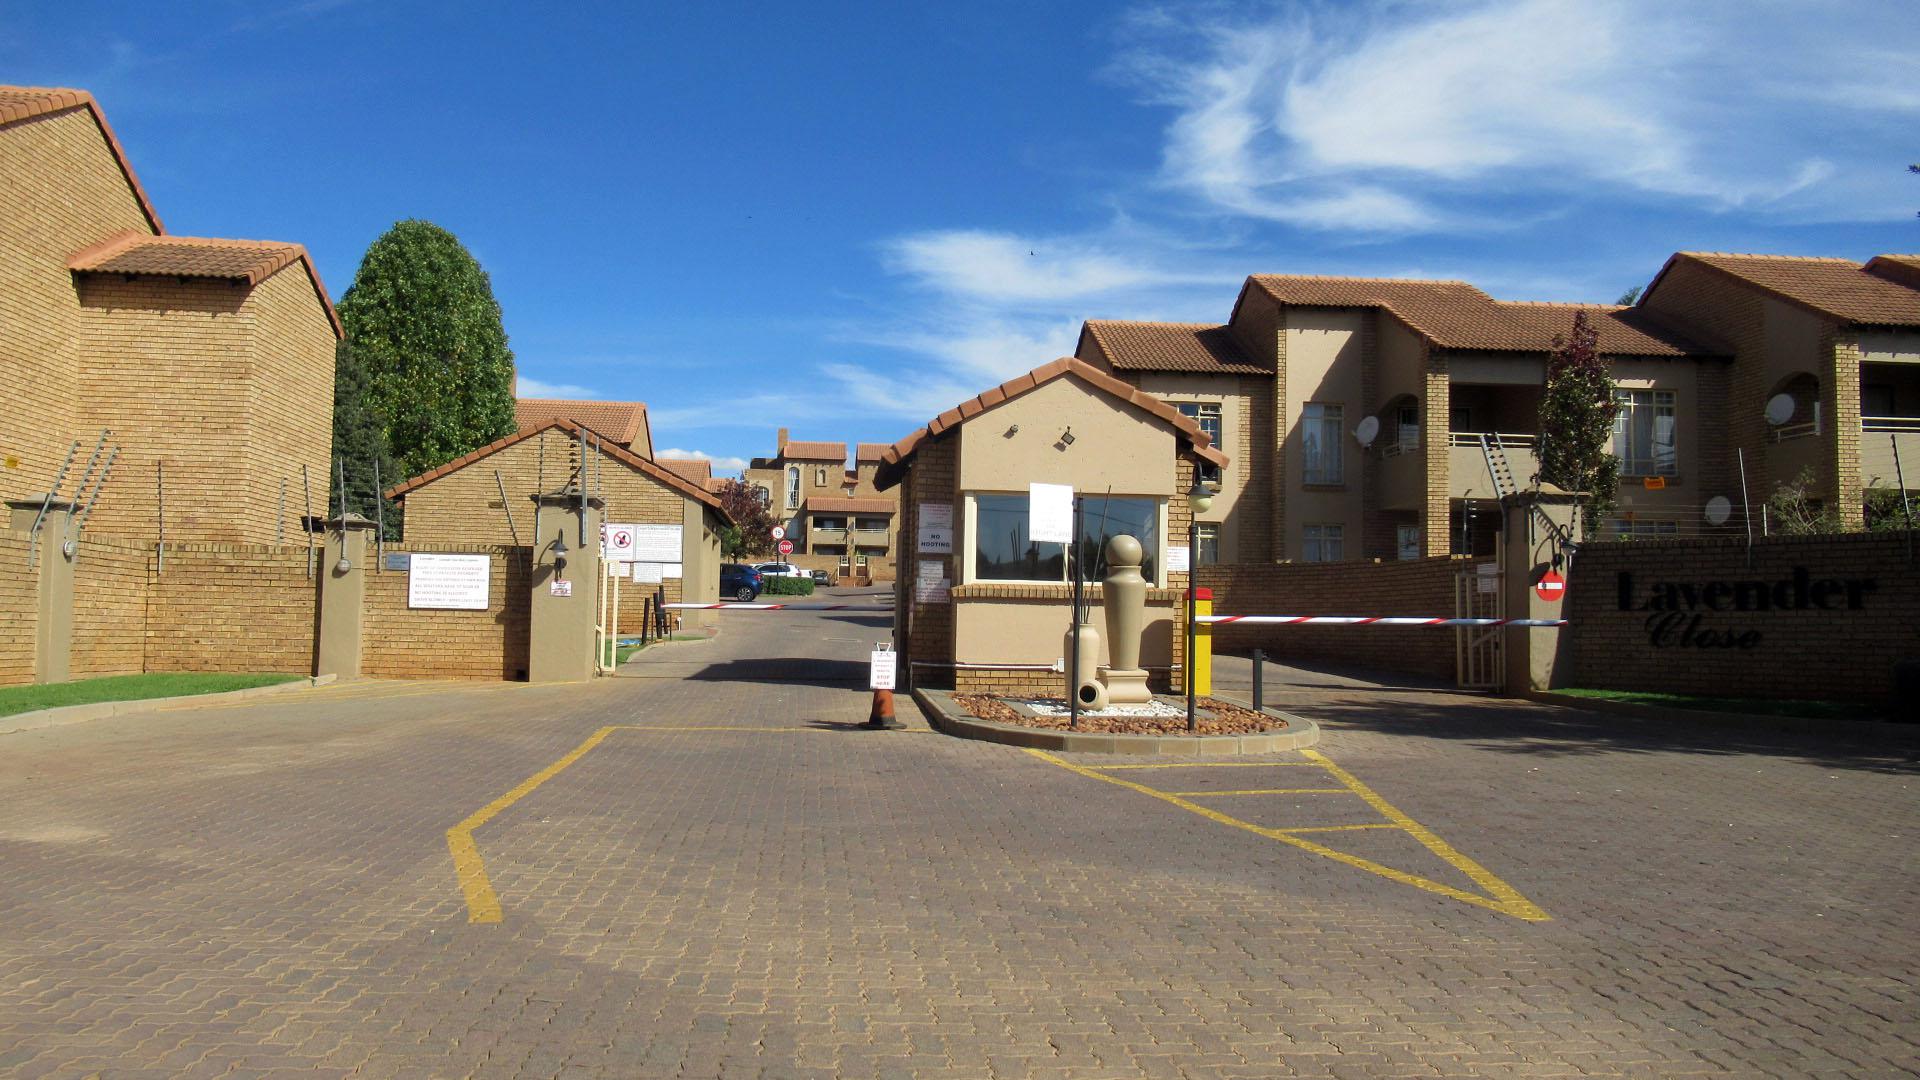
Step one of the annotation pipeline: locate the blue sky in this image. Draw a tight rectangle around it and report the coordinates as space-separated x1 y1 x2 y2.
6 1 1917 475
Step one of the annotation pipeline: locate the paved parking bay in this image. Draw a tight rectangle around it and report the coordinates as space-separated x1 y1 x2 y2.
1 602 1916 1078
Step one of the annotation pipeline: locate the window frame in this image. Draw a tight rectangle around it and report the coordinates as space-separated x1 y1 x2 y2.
1174 401 1225 484
962 491 1168 587
785 466 801 509
1301 402 1345 486
1194 522 1220 566
1612 388 1679 478
1301 522 1344 563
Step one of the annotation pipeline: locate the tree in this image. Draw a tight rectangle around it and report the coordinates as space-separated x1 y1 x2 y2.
330 337 398 529
1615 285 1642 305
1766 468 1843 535
1536 309 1620 529
712 478 779 559
336 220 517 480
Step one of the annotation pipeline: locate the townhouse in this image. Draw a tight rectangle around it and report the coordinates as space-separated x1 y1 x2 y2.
744 429 901 580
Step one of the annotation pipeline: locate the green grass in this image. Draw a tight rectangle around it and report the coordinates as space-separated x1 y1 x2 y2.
603 640 646 667
0 672 305 719
1556 688 1879 722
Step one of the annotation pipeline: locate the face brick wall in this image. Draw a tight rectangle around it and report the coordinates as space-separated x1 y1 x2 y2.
145 543 316 674
70 537 151 678
0 531 39 686
1196 556 1463 680
1565 531 1917 703
363 546 531 680
243 267 338 543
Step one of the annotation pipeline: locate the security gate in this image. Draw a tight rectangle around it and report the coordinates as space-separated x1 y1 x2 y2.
1454 547 1504 690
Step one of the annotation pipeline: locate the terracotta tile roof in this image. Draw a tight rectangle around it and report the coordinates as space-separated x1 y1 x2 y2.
779 440 847 461
1649 253 1920 328
806 497 896 514
1 85 163 233
657 458 712 483
67 231 342 338
1078 321 1271 374
514 399 649 449
854 443 892 462
873 357 1231 491
385 419 730 522
1492 302 1718 357
1865 254 1920 292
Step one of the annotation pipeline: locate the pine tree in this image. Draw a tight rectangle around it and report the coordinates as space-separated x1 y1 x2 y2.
330 337 398 528
336 221 518 480
1536 309 1620 529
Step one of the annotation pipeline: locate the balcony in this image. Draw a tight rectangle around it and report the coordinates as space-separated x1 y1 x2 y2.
1375 436 1425 511
1449 433 1538 500
808 526 849 543
1861 416 1920 490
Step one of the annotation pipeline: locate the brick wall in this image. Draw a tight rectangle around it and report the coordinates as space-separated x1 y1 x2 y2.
1565 531 1918 703
145 543 315 674
1197 557 1463 679
0 531 38 686
894 434 957 688
244 266 338 543
70 536 150 677
363 546 531 680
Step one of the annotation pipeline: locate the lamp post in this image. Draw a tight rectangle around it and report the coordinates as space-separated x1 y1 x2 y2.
1185 479 1213 733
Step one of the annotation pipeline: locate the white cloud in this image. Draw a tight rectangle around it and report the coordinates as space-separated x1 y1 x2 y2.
656 449 750 473
515 375 601 399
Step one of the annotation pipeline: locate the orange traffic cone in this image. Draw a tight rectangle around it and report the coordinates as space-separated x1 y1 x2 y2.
868 688 898 729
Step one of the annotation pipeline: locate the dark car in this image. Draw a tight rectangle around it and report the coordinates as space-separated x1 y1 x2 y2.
810 569 834 586
719 563 763 602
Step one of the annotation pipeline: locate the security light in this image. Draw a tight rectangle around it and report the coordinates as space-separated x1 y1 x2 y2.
1060 427 1075 446
1187 480 1214 515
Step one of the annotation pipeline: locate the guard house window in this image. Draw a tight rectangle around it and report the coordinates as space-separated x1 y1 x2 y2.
1613 390 1678 477
785 466 800 509
1195 523 1220 566
1301 523 1343 563
971 493 1162 585
1302 403 1343 485
1176 402 1224 484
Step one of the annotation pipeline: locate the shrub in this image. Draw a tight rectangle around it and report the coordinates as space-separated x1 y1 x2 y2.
762 575 815 596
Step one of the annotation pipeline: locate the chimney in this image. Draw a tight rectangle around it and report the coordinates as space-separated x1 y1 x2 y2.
776 427 789 454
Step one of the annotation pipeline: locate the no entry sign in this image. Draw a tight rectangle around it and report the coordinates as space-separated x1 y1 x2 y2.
778 539 794 555
1535 571 1566 603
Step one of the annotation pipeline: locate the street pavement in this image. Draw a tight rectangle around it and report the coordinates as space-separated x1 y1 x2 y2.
1 591 1916 1078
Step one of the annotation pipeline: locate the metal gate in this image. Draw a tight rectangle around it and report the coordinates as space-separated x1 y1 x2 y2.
1454 544 1504 690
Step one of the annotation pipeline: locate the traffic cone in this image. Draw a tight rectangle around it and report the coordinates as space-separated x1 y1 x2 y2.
868 688 898 729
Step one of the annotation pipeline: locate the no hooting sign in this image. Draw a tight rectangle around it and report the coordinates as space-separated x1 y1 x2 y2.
1535 571 1566 603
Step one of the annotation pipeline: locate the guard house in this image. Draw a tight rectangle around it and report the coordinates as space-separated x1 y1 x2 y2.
874 358 1230 695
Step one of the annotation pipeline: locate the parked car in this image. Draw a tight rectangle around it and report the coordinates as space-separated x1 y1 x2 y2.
810 569 835 586
719 563 763 601
752 561 809 579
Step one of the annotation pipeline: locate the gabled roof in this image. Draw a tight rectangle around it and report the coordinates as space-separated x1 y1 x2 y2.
514 398 650 450
779 440 848 461
1643 252 1920 328
385 419 731 522
657 457 712 483
854 443 892 462
1 85 163 233
68 231 343 338
1077 321 1271 375
806 496 896 514
1237 274 1714 356
1865 254 1920 293
874 357 1231 491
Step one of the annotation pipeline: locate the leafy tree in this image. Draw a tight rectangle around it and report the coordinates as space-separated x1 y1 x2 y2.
329 337 398 530
1863 486 1913 532
1536 309 1620 529
1615 285 1642 305
336 221 517 480
1766 467 1844 534
713 478 778 559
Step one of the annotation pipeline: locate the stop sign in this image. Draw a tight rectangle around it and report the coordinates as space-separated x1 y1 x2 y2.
1535 571 1566 603
778 539 794 555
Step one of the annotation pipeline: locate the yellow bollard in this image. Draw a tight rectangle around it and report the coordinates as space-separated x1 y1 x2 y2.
1193 588 1212 697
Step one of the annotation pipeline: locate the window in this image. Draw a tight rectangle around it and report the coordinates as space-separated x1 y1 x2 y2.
815 466 827 486
1397 525 1421 561
854 516 889 532
785 466 800 508
812 516 846 531
1195 523 1219 566
1175 402 1224 483
1302 403 1343 485
1864 384 1895 417
971 493 1162 584
752 484 772 507
1395 405 1420 450
1450 406 1474 433
1301 523 1343 563
1613 390 1678 476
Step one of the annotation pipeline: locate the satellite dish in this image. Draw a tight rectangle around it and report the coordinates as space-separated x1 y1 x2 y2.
1353 416 1381 448
1764 393 1796 427
1704 495 1732 526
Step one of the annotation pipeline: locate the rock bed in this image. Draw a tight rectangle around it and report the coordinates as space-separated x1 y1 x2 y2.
954 694 1284 735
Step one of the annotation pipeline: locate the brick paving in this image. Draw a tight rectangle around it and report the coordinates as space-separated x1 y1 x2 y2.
1 607 1917 1078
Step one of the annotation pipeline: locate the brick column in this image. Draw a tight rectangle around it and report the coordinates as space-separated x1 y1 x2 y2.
1421 347 1451 555
7 498 77 684
1829 335 1864 528
1500 487 1582 692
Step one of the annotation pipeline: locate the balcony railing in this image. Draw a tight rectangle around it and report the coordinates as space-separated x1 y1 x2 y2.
1864 415 1920 433
1860 417 1920 489
1770 402 1822 443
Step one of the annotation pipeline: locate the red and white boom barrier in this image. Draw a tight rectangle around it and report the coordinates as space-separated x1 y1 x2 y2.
663 602 894 611
1197 614 1566 627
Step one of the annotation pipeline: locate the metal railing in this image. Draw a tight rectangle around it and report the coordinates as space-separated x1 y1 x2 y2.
1863 415 1920 432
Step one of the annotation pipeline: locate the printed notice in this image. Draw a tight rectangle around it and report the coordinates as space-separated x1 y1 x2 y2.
917 524 953 554
631 561 664 584
869 647 897 690
915 577 951 604
602 523 637 562
549 579 573 597
407 553 490 610
631 524 683 563
917 560 945 580
921 503 953 528
1166 544 1191 573
1028 482 1073 543
663 563 683 579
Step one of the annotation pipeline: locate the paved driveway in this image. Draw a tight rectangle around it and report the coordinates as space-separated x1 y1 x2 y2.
1 605 1915 1078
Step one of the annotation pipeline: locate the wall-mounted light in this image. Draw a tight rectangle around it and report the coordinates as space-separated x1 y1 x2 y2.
1059 426 1076 446
335 555 352 574
1187 480 1214 515
1006 424 1020 436
552 535 570 578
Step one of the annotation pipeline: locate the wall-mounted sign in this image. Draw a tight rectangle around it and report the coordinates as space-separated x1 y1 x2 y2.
1028 483 1073 544
1166 545 1190 573
407 553 490 610
664 562 682 579
383 553 412 572
602 524 636 561
917 503 954 554
915 577 950 604
917 560 945 580
631 561 664 584
1476 562 1499 594
1535 570 1565 603
1616 567 1876 650
550 579 573 597
631 524 683 563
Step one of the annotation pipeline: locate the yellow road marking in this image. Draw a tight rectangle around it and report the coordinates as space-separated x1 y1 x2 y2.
1026 748 1548 922
1164 788 1350 796
1274 823 1400 834
1094 761 1323 770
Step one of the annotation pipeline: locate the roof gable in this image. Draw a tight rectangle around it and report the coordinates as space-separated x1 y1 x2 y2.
69 231 343 338
1078 321 1271 375
779 440 848 461
1645 252 1920 328
1 85 163 234
514 399 650 449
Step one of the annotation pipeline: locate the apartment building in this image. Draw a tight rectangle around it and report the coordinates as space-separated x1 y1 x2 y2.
743 430 900 579
1079 275 1723 561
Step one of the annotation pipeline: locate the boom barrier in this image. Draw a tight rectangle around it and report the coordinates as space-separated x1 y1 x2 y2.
1197 615 1566 627
663 602 895 611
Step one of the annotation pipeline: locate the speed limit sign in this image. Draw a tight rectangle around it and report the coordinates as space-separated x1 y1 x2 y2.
771 526 786 541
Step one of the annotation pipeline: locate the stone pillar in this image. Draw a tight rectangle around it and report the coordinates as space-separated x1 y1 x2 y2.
1500 487 1583 692
1098 534 1153 704
679 499 718 632
528 488 604 683
8 498 77 684
314 513 377 679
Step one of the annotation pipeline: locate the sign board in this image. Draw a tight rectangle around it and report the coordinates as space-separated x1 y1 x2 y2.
1535 570 1566 603
1642 476 1668 490
868 646 896 690
917 503 954 554
407 553 491 610
921 503 953 529
631 561 664 584
771 526 786 541
1476 562 1499 595
1166 545 1190 573
602 524 636 561
917 560 945 580
383 553 412 572
914 576 951 604
550 578 573 597
777 538 794 555
663 563 682 579
631 524 683 563
1029 483 1073 544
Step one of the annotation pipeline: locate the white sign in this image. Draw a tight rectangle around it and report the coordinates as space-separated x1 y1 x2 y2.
664 563 682 579
1028 482 1074 544
920 503 953 529
914 577 951 604
1166 545 1191 573
602 523 636 561
770 525 786 541
869 647 897 690
631 524 682 562
1476 562 1499 595
407 553 491 610
631 561 664 584
916 524 953 554
550 579 573 597
917 560 945 580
